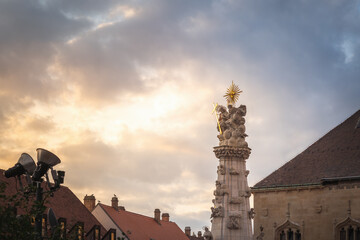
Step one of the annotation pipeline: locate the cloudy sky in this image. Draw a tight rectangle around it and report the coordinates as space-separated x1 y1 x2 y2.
1 0 359 233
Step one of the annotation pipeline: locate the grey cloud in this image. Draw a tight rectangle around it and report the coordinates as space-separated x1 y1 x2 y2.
0 0 91 100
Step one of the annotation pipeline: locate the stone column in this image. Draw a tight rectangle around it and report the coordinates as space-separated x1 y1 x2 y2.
210 104 252 240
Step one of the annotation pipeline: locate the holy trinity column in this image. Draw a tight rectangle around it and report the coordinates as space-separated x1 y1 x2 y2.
210 82 253 240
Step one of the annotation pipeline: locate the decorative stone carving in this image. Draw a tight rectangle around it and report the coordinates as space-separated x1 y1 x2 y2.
229 168 240 175
215 104 249 147
227 214 241 229
212 196 223 204
262 208 269 217
217 165 226 175
229 197 243 204
245 170 250 177
249 208 255 219
214 181 229 196
203 227 213 240
256 226 264 240
211 206 223 218
213 146 251 159
240 187 251 198
314 205 322 214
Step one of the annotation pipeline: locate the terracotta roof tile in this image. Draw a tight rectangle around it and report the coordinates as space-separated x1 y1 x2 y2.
253 109 360 188
0 169 106 234
99 203 189 240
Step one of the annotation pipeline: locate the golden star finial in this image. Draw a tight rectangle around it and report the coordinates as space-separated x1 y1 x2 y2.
223 81 242 105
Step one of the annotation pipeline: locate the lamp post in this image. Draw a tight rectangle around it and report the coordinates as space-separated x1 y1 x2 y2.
4 148 65 240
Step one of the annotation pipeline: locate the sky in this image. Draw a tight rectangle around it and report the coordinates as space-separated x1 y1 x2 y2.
0 0 360 233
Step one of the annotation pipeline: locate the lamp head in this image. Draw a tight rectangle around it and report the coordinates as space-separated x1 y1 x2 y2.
32 148 61 182
4 153 36 178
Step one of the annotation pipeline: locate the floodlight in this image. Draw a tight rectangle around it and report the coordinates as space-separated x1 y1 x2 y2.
32 148 61 181
4 153 36 178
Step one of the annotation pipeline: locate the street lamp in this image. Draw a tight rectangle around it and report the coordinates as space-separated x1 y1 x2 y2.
3 148 65 239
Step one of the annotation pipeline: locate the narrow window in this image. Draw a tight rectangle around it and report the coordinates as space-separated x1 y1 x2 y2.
340 227 346 240
295 230 301 240
349 225 354 240
288 228 294 240
280 230 286 240
41 215 47 237
95 228 100 240
355 227 360 240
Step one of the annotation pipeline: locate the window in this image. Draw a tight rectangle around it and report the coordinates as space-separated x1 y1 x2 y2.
41 215 47 237
275 220 302 240
335 217 360 240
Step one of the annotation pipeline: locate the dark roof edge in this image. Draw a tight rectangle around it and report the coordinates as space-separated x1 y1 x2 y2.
251 182 321 192
252 175 360 192
321 175 360 184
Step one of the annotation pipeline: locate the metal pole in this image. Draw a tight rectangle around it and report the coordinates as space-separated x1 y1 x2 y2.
35 181 43 240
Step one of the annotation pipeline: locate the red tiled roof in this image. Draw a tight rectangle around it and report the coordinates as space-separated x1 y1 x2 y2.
99 203 189 240
253 109 360 188
0 169 106 234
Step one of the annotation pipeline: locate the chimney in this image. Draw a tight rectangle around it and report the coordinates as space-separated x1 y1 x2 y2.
184 226 191 236
154 209 161 222
198 231 202 237
162 213 169 222
111 194 119 210
84 194 96 212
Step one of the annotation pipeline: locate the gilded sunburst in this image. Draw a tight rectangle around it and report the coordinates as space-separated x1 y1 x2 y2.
223 81 242 105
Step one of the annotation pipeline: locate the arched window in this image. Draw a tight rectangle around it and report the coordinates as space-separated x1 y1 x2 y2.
275 220 302 240
335 217 360 240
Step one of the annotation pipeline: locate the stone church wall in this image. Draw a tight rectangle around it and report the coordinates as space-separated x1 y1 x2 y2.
252 182 360 240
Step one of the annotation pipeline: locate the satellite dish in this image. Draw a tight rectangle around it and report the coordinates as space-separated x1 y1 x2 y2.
4 153 36 178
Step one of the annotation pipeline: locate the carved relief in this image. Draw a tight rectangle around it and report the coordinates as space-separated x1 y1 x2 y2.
227 214 241 229
240 187 251 198
245 170 250 177
213 146 251 159
214 181 229 196
211 206 223 218
229 197 243 204
217 165 226 175
261 208 269 217
314 205 322 214
229 168 240 175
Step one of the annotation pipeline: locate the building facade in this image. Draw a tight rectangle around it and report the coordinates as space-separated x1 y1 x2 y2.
252 110 360 240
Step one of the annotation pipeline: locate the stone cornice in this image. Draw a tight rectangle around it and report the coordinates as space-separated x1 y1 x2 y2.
213 146 251 159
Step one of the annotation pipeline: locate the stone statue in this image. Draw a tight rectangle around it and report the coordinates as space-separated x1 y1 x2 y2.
256 226 265 240
215 104 249 147
203 227 213 240
211 206 223 218
217 165 226 175
249 208 255 219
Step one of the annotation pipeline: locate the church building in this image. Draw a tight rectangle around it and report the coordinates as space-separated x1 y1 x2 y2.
252 110 360 240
